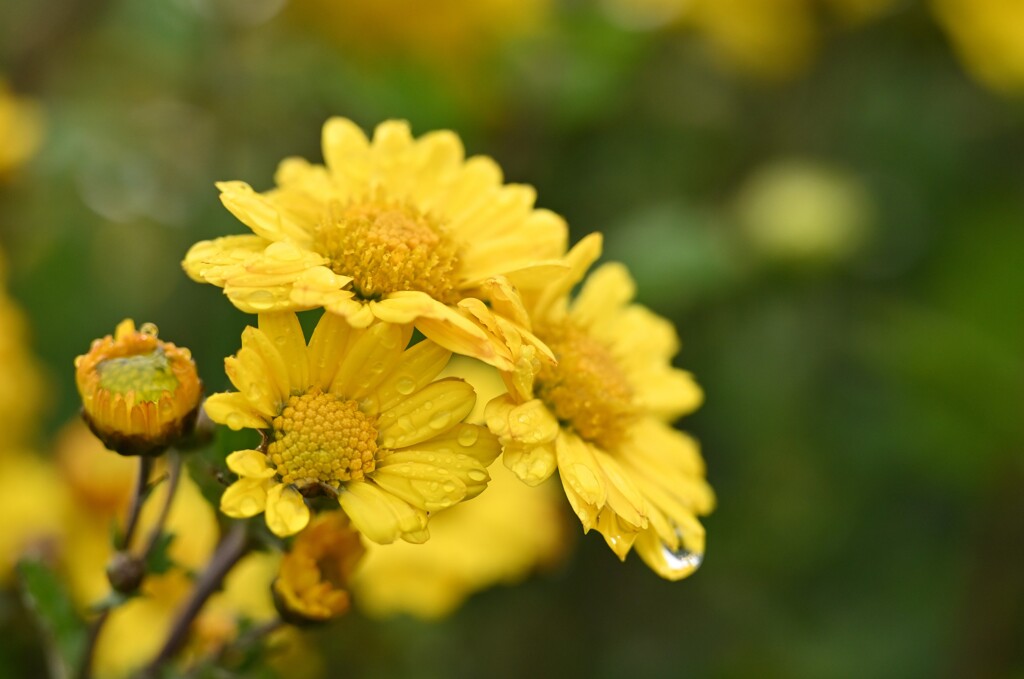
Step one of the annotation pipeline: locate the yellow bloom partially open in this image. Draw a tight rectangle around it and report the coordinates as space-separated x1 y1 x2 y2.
273 512 363 623
183 118 567 369
486 234 714 580
75 320 203 456
207 312 501 542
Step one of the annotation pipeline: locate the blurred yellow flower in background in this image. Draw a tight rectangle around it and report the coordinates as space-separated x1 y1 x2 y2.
183 118 567 369
286 0 547 67
735 159 872 266
932 0 1024 93
0 249 45 445
74 319 203 456
273 512 363 623
0 80 43 177
487 235 714 580
353 356 567 619
207 312 501 542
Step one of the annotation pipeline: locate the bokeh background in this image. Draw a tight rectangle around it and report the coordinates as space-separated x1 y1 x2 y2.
1 0 1023 677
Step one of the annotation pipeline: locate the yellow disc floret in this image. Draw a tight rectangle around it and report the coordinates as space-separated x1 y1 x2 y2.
314 199 460 303
535 323 637 451
267 389 378 489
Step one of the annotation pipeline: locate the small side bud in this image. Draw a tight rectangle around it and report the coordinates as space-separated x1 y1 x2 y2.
75 320 203 456
106 551 145 594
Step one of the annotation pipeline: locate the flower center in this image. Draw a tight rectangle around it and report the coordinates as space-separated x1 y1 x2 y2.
96 347 179 402
267 389 378 489
313 199 460 303
535 324 637 451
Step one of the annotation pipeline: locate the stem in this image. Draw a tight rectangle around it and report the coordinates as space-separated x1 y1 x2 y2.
140 523 250 677
75 608 110 679
121 457 154 551
138 450 182 559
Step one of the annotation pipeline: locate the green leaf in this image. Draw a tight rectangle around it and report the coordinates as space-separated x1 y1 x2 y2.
17 559 88 679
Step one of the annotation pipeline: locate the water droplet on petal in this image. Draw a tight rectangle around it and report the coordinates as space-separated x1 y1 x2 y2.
457 427 479 447
267 241 302 261
661 542 703 575
395 376 417 395
225 412 244 431
467 469 487 482
244 289 276 311
240 497 259 515
139 322 159 337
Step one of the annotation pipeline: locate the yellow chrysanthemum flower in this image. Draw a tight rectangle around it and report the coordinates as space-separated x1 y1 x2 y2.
486 234 714 580
353 355 567 618
183 118 567 369
932 0 1024 93
75 320 203 456
0 79 43 177
206 311 501 542
273 512 363 623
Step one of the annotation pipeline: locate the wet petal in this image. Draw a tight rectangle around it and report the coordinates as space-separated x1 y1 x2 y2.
220 478 270 518
217 181 312 245
338 481 426 545
225 449 275 479
330 323 410 400
265 484 310 537
258 312 309 391
372 340 451 414
370 461 467 511
307 311 353 390
203 392 270 430
377 379 476 449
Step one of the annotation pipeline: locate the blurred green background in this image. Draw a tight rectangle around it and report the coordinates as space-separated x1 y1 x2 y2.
1 0 1022 677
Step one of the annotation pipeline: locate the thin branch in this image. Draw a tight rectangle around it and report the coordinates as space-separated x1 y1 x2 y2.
120 457 154 551
139 450 183 559
139 522 251 677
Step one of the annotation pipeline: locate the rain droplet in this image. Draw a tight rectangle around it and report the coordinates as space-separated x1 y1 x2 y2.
395 376 416 395
266 241 302 261
225 412 245 431
467 469 487 482
661 542 703 575
139 322 159 337
244 289 276 310
442 481 458 494
240 498 259 515
457 427 479 447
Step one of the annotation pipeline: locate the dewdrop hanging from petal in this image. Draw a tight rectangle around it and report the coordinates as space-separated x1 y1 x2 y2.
75 320 203 456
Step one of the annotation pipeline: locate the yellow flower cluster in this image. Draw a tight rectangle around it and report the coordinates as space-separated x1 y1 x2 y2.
189 118 715 584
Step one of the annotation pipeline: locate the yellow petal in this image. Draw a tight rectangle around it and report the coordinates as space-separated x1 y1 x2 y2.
372 292 510 370
506 399 561 445
570 262 636 328
240 327 290 406
217 181 312 245
502 440 558 487
370 461 467 512
290 266 353 310
379 449 491 500
338 481 426 545
634 520 705 581
182 234 270 285
396 422 500 468
223 282 298 314
220 478 270 518
203 392 269 430
532 233 603 320
330 323 410 400
555 434 607 508
377 379 476 449
305 310 352 390
322 117 370 178
595 510 641 561
265 484 310 537
592 449 647 529
372 340 451 414
225 449 275 479
224 351 278 419
258 312 310 392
